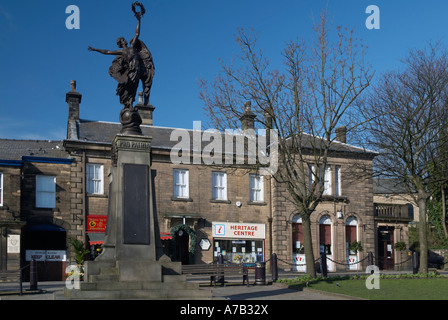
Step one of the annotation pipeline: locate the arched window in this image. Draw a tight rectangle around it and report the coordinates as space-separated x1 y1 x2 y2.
292 215 303 254
345 216 359 270
319 215 332 255
345 216 358 254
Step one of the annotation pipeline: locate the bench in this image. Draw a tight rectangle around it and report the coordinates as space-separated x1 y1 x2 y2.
181 264 249 287
0 271 21 283
428 256 445 269
0 270 24 296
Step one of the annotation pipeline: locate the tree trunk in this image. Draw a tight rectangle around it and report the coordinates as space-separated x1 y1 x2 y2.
418 195 428 274
302 214 316 278
442 187 448 239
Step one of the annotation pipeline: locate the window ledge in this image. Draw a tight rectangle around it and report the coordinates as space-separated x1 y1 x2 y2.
247 201 267 206
210 199 231 204
87 193 107 198
321 195 349 203
171 197 193 202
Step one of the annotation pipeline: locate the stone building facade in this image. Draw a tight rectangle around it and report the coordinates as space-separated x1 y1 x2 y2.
0 140 73 280
62 83 378 272
0 82 401 282
373 179 416 270
271 153 376 272
0 158 23 276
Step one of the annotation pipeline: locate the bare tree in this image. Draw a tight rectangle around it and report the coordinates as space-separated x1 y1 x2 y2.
361 42 448 273
200 11 373 277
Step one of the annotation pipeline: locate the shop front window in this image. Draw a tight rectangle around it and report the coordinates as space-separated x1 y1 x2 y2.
214 239 264 265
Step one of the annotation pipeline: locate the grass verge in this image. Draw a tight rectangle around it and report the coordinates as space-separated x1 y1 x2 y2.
277 273 448 300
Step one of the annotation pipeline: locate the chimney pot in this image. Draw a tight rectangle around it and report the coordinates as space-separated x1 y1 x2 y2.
240 101 256 130
66 80 82 121
336 126 347 143
70 80 77 92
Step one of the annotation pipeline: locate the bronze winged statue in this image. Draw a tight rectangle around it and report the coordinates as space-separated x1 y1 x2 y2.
88 2 154 134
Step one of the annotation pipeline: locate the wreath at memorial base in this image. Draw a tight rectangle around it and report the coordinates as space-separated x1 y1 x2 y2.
170 224 197 254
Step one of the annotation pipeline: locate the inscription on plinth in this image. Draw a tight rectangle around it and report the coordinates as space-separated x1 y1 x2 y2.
123 163 150 245
118 140 151 150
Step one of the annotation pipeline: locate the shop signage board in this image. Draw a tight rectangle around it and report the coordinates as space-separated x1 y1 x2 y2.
212 222 265 239
293 254 306 272
7 235 20 253
199 239 211 250
87 215 107 233
26 250 67 261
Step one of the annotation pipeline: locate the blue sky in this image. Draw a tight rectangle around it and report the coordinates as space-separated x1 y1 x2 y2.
0 0 447 140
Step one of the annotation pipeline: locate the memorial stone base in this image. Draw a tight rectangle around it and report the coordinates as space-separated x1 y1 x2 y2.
62 134 211 300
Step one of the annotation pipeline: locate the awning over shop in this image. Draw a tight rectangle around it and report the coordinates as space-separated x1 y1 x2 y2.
161 232 172 240
27 224 65 232
87 233 105 245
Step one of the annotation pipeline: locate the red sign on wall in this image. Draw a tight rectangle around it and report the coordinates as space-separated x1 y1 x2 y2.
87 215 107 233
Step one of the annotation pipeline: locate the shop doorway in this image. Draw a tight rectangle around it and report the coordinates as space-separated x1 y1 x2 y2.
378 226 395 270
22 224 67 281
292 215 306 272
319 215 333 271
177 229 189 265
171 224 196 265
345 217 359 271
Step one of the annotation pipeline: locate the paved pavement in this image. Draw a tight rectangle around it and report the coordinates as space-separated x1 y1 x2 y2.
211 283 351 300
2 269 443 300
0 279 350 300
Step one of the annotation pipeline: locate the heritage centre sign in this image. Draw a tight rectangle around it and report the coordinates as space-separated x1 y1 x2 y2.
212 222 265 239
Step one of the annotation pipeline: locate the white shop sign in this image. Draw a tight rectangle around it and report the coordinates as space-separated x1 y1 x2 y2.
212 222 265 239
7 235 20 253
293 254 306 272
26 250 67 262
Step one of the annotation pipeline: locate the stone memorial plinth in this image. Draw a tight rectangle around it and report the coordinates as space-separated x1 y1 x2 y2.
63 134 211 299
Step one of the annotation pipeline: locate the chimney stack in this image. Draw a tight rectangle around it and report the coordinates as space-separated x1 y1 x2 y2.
335 126 347 143
136 92 155 126
240 101 256 130
66 80 82 121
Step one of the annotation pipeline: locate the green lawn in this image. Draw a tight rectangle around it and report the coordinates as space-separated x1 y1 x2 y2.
307 277 448 300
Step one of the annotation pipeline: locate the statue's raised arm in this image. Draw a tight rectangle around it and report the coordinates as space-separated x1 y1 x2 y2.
130 2 144 46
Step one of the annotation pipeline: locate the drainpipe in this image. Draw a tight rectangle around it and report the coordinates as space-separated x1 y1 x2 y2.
268 176 273 270
82 150 87 252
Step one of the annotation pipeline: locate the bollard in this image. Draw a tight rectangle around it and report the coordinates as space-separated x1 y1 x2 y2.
320 252 328 278
217 254 224 285
271 253 278 282
255 262 266 285
19 269 23 296
412 251 419 274
29 259 38 290
368 252 374 266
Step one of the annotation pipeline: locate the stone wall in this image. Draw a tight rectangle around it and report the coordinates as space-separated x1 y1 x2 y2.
151 157 272 264
0 165 23 272
271 155 375 272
